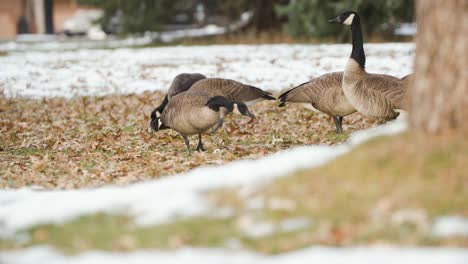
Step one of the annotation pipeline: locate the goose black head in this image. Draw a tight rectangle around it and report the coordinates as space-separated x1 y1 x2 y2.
149 95 170 133
329 11 358 25
233 102 256 119
149 108 170 132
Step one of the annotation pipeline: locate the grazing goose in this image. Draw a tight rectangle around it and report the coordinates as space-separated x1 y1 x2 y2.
150 75 273 127
278 72 356 134
152 92 255 154
329 11 407 121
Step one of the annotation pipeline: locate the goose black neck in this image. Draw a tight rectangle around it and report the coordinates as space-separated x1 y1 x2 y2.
350 16 365 69
158 95 169 112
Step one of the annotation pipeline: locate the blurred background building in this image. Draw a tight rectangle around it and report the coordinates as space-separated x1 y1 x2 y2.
0 0 99 39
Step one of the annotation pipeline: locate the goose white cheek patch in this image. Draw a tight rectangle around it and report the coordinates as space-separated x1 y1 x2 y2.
157 118 162 129
343 14 355 25
233 103 241 115
156 112 162 128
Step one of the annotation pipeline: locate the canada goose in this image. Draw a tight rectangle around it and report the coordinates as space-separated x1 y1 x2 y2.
329 11 407 121
150 75 273 127
151 73 207 119
152 92 255 154
278 72 356 134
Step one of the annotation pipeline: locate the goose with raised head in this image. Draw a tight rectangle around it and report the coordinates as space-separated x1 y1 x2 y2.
329 11 407 121
278 72 356 134
152 92 255 154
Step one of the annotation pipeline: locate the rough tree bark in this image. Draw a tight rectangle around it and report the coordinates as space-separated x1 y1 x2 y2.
409 0 468 134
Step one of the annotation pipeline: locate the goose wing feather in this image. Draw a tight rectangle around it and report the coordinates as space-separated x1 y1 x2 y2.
279 72 343 105
364 74 407 109
190 78 274 102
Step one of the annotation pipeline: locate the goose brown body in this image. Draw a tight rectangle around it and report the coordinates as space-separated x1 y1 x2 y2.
157 91 255 153
279 72 355 117
343 59 407 121
160 92 221 136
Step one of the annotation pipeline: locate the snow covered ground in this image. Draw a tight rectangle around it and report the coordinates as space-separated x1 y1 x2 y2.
0 43 414 98
1 118 467 263
1 43 466 262
2 245 468 264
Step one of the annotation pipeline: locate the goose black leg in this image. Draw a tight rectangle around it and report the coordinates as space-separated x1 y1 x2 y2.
195 133 205 152
338 116 343 133
182 135 191 154
333 116 344 134
211 117 224 133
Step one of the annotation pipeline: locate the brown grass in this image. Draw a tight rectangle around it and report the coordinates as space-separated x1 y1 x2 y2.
0 91 378 189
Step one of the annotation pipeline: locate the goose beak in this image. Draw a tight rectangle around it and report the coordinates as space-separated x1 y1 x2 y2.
237 104 256 119
246 112 256 119
329 16 341 24
150 118 159 132
211 118 224 133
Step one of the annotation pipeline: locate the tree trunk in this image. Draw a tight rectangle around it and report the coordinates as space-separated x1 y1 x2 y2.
409 0 467 133
253 0 287 32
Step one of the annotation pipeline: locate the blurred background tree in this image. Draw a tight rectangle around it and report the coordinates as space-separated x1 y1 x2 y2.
77 0 195 34
78 0 414 40
276 0 414 40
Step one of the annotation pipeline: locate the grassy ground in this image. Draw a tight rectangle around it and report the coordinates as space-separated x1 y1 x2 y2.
1 133 467 254
0 91 377 189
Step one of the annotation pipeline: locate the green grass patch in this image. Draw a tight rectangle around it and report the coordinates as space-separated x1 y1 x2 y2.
325 131 349 143
0 214 239 254
212 133 468 251
2 133 467 255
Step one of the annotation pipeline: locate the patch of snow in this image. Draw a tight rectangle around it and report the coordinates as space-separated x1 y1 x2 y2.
160 25 225 42
0 119 406 236
245 196 264 210
347 116 407 146
1 246 467 264
235 216 311 238
432 215 468 237
0 43 414 98
394 23 417 36
278 217 312 232
236 216 274 238
267 197 296 211
391 209 428 229
223 238 242 250
210 207 235 219
0 35 157 52
15 34 57 42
